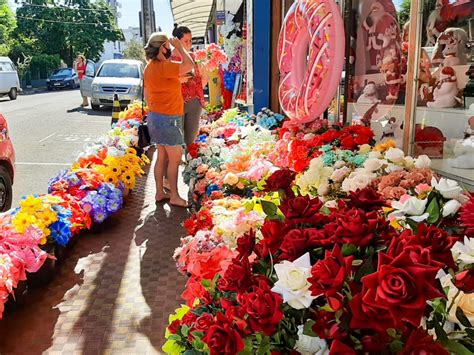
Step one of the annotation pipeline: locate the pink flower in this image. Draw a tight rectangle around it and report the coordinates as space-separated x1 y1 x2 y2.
415 183 432 195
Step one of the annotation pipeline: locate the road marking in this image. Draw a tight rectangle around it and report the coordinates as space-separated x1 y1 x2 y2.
16 162 71 166
38 132 57 143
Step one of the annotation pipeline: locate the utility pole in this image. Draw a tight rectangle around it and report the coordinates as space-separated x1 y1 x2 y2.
140 0 156 45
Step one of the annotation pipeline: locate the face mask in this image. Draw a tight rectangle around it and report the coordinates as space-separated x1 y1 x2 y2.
163 47 172 59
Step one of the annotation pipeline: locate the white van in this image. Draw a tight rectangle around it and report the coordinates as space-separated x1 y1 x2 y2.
0 57 20 100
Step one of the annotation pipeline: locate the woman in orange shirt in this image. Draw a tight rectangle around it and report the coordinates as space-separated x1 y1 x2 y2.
144 32 194 207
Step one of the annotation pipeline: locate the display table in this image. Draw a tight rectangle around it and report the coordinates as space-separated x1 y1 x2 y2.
430 158 474 190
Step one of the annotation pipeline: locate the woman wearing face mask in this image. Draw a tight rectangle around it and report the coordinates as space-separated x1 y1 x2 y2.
144 32 194 207
172 24 208 146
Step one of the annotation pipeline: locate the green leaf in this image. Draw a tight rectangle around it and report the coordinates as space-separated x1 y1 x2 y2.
342 244 358 256
456 308 473 328
320 206 331 216
240 337 254 355
354 254 374 282
389 339 404 353
434 320 448 343
183 350 206 355
168 334 181 341
201 279 211 288
303 320 317 337
386 328 397 338
443 340 472 355
257 335 271 355
181 324 189 337
405 218 419 232
426 197 440 224
261 200 278 217
244 200 255 213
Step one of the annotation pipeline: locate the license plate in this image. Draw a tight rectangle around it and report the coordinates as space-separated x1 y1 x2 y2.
54 83 61 86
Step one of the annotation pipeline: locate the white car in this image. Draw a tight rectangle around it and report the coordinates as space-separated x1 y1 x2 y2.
0 56 20 101
80 59 144 111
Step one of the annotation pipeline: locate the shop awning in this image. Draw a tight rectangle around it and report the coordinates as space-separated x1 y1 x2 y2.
170 0 214 38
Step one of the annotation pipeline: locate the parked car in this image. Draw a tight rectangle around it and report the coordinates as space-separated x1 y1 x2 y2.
46 68 80 90
0 56 20 101
0 113 15 211
80 59 144 111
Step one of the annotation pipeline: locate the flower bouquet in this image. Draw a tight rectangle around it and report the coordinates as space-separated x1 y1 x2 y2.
194 43 228 72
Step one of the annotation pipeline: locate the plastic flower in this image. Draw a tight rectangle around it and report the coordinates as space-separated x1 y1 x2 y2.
391 195 429 222
12 212 36 234
431 177 463 200
452 236 474 269
271 252 316 309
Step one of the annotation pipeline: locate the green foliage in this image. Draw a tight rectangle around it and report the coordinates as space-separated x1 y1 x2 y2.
123 39 145 63
0 0 16 55
30 53 61 77
397 0 411 28
15 0 122 66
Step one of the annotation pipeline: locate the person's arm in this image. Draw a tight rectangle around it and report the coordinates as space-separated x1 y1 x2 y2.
170 38 194 76
199 64 209 88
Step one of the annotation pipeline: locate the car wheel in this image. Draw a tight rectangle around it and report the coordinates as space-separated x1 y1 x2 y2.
0 166 13 212
8 88 17 100
91 103 101 111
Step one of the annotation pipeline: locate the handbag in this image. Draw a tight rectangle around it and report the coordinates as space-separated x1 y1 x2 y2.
137 82 151 149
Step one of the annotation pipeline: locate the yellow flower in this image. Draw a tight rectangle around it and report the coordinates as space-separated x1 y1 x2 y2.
43 195 62 204
19 195 43 214
140 154 150 165
36 209 58 226
104 172 119 186
121 173 136 190
374 140 397 152
126 147 137 155
12 212 36 233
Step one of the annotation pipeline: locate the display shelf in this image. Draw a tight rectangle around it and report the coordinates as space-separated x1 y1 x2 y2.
415 106 469 139
430 159 474 191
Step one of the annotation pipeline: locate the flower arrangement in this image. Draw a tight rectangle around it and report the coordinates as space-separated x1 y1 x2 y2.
0 101 150 319
165 107 474 354
194 43 228 72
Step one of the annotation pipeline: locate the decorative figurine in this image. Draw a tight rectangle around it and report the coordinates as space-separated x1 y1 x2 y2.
381 54 402 102
449 104 474 169
425 0 450 47
381 116 398 140
357 81 379 104
427 66 462 108
432 28 469 67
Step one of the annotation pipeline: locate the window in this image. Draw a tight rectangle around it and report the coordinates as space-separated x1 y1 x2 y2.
97 63 140 78
410 0 474 187
0 62 14 72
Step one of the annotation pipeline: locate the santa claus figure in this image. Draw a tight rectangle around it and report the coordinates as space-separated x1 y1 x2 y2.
381 54 402 102
362 0 399 72
426 0 450 47
427 66 462 108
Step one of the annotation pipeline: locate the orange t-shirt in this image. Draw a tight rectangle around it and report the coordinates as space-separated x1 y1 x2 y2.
144 60 183 116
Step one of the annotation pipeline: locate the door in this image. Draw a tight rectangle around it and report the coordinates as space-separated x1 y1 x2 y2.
80 60 96 97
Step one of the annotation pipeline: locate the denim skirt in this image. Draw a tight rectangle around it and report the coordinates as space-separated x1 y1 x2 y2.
147 112 184 146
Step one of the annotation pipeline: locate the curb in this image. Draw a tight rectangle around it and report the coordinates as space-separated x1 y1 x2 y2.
19 88 48 95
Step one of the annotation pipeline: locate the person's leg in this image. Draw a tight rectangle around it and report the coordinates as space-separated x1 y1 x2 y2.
154 145 170 201
82 95 88 106
164 145 187 207
184 99 203 146
163 158 170 190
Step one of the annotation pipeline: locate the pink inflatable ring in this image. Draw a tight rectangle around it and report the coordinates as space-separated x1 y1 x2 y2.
278 0 345 124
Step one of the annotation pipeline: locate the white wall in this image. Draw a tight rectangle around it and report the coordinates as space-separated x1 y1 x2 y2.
99 27 142 64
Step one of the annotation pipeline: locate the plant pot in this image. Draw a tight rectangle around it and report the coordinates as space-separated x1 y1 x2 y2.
4 280 28 313
26 244 56 288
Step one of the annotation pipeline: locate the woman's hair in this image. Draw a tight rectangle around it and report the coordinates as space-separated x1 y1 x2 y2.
144 32 169 60
145 46 161 60
77 54 85 62
172 23 191 39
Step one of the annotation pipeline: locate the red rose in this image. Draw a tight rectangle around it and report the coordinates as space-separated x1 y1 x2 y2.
167 319 181 334
361 334 390 353
218 257 252 292
416 224 458 268
280 195 325 225
360 251 443 328
192 313 215 332
309 245 353 310
202 312 245 355
279 228 328 261
347 187 386 212
454 269 474 293
340 135 356 150
264 169 296 193
237 230 256 259
330 208 385 247
255 220 291 258
400 328 448 355
181 311 198 326
181 277 213 306
311 311 336 339
460 196 474 238
187 143 199 159
349 293 395 333
237 278 284 336
329 340 356 354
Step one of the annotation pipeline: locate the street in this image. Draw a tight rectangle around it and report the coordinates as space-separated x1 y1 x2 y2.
0 90 112 206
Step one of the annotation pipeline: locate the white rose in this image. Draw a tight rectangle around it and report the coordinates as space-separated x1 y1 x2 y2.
223 172 239 186
334 160 346 169
404 156 415 168
358 144 372 154
318 182 330 196
211 146 221 154
385 147 405 163
442 199 462 217
415 155 431 169
385 163 403 173
271 253 316 310
341 170 375 193
331 166 351 183
391 196 428 217
368 151 382 159
451 236 474 268
431 177 463 200
295 325 329 355
363 158 384 172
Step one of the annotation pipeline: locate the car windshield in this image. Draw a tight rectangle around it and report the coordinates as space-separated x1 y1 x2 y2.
53 69 72 76
97 63 139 78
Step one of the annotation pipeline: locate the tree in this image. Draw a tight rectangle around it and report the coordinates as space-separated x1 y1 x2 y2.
122 39 145 63
15 0 122 66
398 0 411 29
0 0 16 56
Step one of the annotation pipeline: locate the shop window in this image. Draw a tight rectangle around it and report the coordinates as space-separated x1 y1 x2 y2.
345 0 407 147
411 0 474 187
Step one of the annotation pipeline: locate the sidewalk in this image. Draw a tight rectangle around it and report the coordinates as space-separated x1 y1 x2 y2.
0 156 189 354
